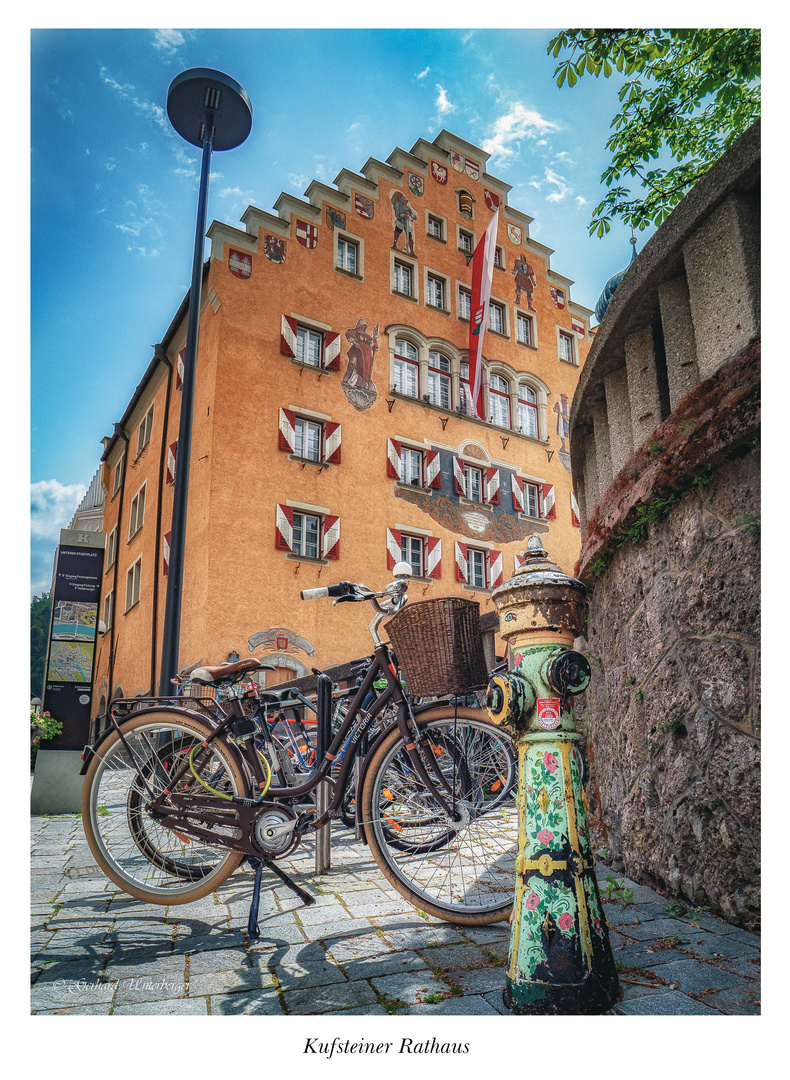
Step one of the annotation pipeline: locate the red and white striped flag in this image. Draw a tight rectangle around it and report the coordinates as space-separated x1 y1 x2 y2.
467 208 500 420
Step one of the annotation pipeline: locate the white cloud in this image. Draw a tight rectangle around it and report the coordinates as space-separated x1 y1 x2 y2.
416 67 430 79
544 169 570 203
435 84 455 117
288 173 310 190
483 104 559 165
99 66 172 135
575 195 588 207
152 29 185 54
31 480 87 543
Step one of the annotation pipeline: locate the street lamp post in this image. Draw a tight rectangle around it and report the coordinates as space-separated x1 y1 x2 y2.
158 69 253 696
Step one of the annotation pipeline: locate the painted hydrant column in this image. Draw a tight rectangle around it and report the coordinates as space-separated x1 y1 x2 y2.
486 534 619 1014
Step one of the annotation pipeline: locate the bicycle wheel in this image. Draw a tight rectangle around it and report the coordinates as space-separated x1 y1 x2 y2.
82 710 247 905
361 707 517 925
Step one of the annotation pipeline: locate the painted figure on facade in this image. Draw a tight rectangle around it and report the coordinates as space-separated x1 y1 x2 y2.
554 393 570 452
391 191 417 256
512 255 537 310
342 318 380 411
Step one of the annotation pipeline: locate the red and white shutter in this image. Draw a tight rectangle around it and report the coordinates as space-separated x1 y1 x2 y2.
387 438 402 479
425 537 442 579
176 347 185 391
166 440 178 485
514 551 527 574
386 527 402 570
163 532 171 576
512 475 525 513
281 315 298 357
278 408 297 452
424 449 441 489
484 467 501 504
488 549 504 589
275 504 294 551
541 484 556 520
324 331 341 371
323 422 341 464
571 491 581 528
453 456 466 496
322 515 340 560
455 541 469 583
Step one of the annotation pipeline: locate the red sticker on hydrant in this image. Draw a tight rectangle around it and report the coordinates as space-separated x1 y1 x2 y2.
537 698 561 729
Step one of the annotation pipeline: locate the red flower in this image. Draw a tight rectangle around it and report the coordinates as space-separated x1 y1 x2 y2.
525 892 539 910
558 913 574 931
537 828 554 845
543 752 558 773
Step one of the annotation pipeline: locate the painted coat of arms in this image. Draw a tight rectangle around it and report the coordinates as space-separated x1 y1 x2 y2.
430 160 448 185
484 189 500 212
264 235 286 263
451 152 480 180
295 219 318 249
326 206 346 231
407 172 424 197
507 222 523 246
354 193 374 219
228 249 252 278
550 286 566 309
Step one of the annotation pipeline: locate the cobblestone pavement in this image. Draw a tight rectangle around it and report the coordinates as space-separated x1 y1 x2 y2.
31 814 760 1016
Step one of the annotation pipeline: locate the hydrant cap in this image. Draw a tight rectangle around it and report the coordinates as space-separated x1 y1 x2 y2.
493 534 586 598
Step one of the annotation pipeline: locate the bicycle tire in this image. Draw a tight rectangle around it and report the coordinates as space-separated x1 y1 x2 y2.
361 707 517 925
82 711 247 905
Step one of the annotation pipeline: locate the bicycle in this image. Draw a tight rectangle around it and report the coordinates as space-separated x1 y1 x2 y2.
81 566 518 926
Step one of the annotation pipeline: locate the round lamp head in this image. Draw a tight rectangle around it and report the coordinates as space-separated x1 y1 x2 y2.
167 68 253 151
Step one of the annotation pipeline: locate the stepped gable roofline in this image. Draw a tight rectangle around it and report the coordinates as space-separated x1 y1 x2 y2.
547 268 573 289
207 218 257 257
304 179 352 211
505 206 533 229
333 168 379 197
387 145 429 174
432 129 492 169
274 191 322 222
360 156 405 186
240 204 289 238
568 299 594 320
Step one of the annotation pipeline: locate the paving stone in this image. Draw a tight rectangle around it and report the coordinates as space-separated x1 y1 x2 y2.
701 986 761 1015
274 959 347 990
186 967 276 997
295 903 350 926
395 993 502 1016
282 979 379 1015
234 921 307 946
113 997 208 1015
616 979 665 1001
719 955 761 979
370 970 452 1005
601 905 646 928
324 931 393 963
336 952 428 980
482 988 512 1014
34 1003 114 1015
250 940 328 966
31 978 116 1011
104 953 186 982
34 956 110 984
415 942 491 971
619 918 700 941
720 927 762 946
187 947 251 975
301 918 376 940
649 958 746 994
457 923 511 944
615 990 721 1015
209 990 285 1015
344 899 415 918
680 934 760 962
31 890 62 904
449 966 507 994
373 923 465 951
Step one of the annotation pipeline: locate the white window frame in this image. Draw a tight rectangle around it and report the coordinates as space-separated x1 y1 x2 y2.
425 271 448 312
393 338 420 399
426 212 445 241
516 311 536 347
125 557 142 612
467 547 487 589
102 589 114 630
106 524 118 571
400 533 424 578
291 510 322 560
334 230 363 278
112 454 125 496
399 446 423 487
293 416 323 462
458 287 471 321
427 350 452 409
458 228 474 255
464 463 483 503
128 482 146 540
489 372 511 428
558 329 578 365
136 404 154 456
518 385 539 439
487 300 506 336
296 325 324 368
494 245 504 270
393 259 414 298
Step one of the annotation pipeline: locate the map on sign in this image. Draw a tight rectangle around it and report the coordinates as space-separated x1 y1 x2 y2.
47 641 95 684
51 601 97 640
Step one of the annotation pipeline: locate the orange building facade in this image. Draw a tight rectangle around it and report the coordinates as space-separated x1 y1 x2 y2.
93 129 592 711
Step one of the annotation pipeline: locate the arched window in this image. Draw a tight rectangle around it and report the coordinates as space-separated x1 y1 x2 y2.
489 372 511 428
518 385 539 438
427 351 452 409
394 338 419 398
459 361 475 417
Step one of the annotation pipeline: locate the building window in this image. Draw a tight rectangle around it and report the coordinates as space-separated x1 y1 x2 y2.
464 464 482 503
459 361 475 416
427 351 452 409
112 455 125 496
559 331 577 364
458 229 473 254
294 417 322 462
524 483 539 517
517 313 534 346
426 274 446 310
394 338 419 398
125 558 142 612
106 525 118 571
458 288 471 320
136 405 154 456
337 237 358 274
467 547 487 588
400 446 423 486
128 483 146 540
400 533 424 578
102 590 113 631
427 214 444 240
292 512 321 560
488 301 505 335
489 373 511 428
297 326 323 367
494 246 504 269
518 385 539 438
393 261 413 296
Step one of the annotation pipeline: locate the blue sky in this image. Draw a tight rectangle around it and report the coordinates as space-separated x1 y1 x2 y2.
29 24 657 597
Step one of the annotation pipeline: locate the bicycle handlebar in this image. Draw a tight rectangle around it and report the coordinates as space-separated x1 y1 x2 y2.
300 582 354 601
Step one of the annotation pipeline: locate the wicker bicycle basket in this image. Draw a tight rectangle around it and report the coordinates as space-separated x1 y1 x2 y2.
384 597 489 698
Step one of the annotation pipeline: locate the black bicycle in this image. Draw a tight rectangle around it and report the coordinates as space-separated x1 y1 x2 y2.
81 569 517 925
